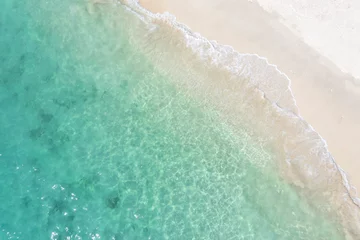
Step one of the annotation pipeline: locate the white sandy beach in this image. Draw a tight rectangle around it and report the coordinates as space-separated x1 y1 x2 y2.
139 0 360 193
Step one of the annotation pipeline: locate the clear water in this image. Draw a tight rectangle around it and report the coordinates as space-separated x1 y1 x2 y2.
0 0 347 239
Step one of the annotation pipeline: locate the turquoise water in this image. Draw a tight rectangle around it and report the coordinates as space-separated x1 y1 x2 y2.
0 0 347 239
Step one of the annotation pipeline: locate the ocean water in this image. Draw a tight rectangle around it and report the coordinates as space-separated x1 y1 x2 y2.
0 0 356 239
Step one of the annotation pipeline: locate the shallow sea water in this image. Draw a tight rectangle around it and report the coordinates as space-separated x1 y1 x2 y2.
0 0 348 239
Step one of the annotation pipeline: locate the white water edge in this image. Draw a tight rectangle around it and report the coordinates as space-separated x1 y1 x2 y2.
117 0 360 238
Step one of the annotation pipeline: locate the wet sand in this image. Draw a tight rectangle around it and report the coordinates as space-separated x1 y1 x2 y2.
139 0 360 194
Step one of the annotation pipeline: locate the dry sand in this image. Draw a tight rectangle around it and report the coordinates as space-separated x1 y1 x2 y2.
138 0 360 193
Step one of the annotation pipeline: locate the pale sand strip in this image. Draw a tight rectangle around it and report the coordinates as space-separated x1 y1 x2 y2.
139 0 360 192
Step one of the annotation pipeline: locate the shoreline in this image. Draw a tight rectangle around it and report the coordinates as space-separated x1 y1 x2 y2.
138 0 360 195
